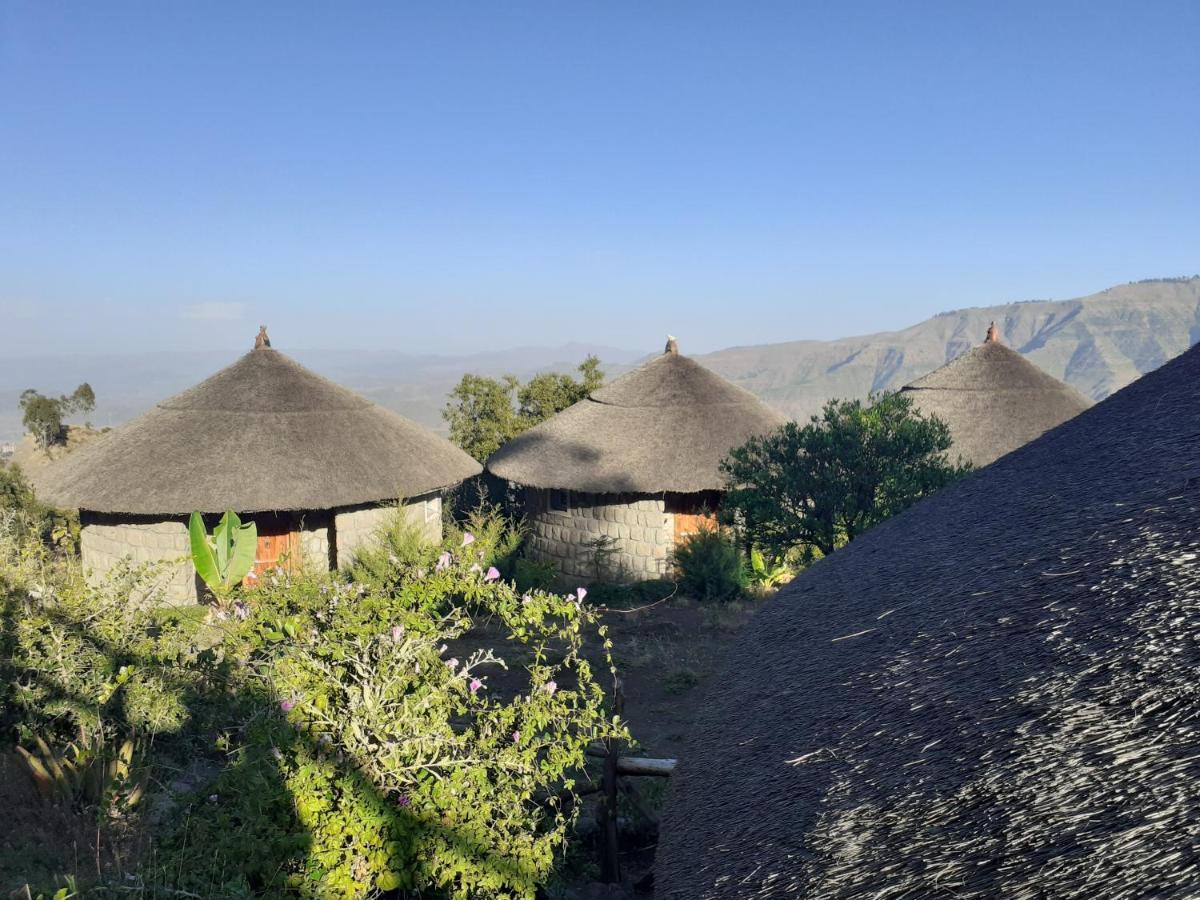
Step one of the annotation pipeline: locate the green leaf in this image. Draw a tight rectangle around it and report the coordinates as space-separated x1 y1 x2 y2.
189 512 222 595
214 510 238 577
224 516 258 590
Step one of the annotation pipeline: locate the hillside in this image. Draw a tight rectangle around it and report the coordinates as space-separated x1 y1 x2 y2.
693 277 1200 420
3 278 1197 447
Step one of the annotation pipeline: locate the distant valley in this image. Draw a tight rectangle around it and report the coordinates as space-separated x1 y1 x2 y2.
3 277 1198 446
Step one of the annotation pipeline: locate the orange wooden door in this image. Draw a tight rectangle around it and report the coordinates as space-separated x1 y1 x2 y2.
674 509 718 545
244 521 300 586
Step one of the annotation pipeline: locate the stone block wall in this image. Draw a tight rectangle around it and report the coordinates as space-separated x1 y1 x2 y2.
333 494 442 567
80 514 197 604
525 489 672 585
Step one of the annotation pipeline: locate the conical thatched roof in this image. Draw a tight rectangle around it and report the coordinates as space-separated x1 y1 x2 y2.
899 325 1091 467
486 342 787 494
657 343 1200 897
36 343 481 515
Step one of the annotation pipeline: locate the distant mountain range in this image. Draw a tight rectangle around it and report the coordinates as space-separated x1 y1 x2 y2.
2 277 1197 445
690 276 1200 421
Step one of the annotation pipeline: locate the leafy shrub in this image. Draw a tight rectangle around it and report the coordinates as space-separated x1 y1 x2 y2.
4 504 622 898
722 392 969 557
513 556 557 593
672 525 746 603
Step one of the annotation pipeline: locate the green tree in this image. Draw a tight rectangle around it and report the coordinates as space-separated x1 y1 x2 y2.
18 383 97 449
443 357 604 462
443 374 523 462
721 392 970 557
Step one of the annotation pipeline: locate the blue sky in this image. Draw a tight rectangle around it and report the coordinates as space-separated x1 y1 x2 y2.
2 1 1197 357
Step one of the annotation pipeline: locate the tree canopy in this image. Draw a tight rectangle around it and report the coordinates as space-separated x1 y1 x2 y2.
721 392 970 557
19 383 96 450
443 357 604 462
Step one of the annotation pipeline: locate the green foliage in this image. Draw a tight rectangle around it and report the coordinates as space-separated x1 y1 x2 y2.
747 546 790 589
189 509 258 601
16 733 145 811
722 392 971 557
516 356 604 423
18 384 96 449
3 500 622 898
443 357 605 462
0 462 74 548
671 525 747 603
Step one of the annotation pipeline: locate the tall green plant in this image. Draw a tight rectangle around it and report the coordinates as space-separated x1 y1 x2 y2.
188 510 257 600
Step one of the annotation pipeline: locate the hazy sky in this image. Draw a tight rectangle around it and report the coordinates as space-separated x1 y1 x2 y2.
2 1 1197 358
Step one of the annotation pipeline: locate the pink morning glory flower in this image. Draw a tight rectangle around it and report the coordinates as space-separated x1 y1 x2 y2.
436 551 452 571
512 730 520 743
544 680 557 696
469 678 483 694
485 566 501 582
280 697 296 713
575 587 587 603
461 532 475 547
391 625 404 643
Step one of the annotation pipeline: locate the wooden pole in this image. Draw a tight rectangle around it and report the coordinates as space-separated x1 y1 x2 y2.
585 746 676 776
599 679 624 884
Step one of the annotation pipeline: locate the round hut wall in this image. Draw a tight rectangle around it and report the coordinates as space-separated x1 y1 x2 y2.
524 487 719 585
79 494 442 604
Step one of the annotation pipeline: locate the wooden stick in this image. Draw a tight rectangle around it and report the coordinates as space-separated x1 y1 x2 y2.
599 679 624 884
586 745 677 776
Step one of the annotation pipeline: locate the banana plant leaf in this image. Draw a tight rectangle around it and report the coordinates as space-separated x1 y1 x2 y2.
189 512 222 594
224 515 258 589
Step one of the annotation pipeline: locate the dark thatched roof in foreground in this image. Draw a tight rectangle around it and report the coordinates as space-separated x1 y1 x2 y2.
900 334 1091 468
485 345 787 494
657 342 1200 898
35 347 481 515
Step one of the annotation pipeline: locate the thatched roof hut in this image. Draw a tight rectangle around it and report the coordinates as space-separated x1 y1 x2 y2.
656 343 1200 897
487 339 786 583
900 322 1091 467
38 332 480 601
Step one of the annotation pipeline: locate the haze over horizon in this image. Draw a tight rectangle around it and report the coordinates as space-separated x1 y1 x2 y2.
3 1 1198 358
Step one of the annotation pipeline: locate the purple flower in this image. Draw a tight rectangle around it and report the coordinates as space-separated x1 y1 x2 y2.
280 697 296 713
575 587 587 604
469 678 483 694
485 566 501 582
398 794 412 808
436 551 452 571
461 532 475 547
391 625 404 643
544 680 557 696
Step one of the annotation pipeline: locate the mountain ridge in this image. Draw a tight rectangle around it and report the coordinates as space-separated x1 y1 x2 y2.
3 277 1197 444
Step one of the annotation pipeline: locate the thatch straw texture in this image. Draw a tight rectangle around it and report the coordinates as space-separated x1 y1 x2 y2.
657 342 1200 898
900 339 1091 467
486 349 786 493
36 348 480 515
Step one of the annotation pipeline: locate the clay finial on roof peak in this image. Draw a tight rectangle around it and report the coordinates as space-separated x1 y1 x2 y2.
665 334 679 354
985 322 1000 344
255 325 271 349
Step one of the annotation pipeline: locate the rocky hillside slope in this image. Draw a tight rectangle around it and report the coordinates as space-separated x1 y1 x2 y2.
694 277 1200 420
